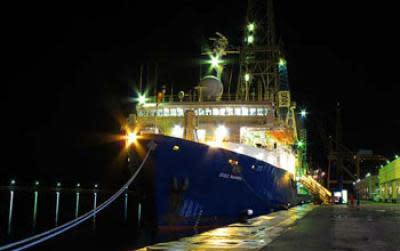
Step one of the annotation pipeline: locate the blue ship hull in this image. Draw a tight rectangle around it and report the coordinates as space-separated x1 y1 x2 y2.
132 135 297 228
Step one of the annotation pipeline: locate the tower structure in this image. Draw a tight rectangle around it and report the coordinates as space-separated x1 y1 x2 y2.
236 0 280 102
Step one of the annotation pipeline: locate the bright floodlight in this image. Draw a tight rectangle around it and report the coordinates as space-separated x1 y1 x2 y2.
138 94 146 105
94 184 98 188
215 125 228 143
126 132 137 145
10 179 16 185
34 180 39 186
210 54 222 68
300 109 307 118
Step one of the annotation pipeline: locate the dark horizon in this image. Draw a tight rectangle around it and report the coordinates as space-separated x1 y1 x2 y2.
2 0 399 185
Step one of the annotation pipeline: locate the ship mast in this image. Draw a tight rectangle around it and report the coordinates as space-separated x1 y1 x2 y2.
236 0 279 102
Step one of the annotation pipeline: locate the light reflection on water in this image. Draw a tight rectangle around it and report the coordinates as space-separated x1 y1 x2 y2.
0 186 201 250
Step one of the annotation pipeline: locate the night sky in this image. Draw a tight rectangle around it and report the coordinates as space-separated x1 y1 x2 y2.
2 1 399 185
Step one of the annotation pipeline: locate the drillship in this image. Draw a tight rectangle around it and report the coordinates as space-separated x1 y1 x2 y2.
125 0 310 228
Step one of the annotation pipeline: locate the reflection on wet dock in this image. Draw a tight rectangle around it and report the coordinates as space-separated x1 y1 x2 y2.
137 204 316 250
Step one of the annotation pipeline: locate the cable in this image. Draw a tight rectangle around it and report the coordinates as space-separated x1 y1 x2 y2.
0 143 155 251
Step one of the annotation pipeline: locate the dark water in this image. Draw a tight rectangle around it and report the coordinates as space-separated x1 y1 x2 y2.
0 187 200 251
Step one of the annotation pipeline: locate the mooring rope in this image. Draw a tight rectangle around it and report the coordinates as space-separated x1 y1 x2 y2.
0 142 156 251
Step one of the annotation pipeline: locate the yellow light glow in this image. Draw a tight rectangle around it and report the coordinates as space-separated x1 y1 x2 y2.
171 125 184 138
126 132 137 145
196 129 206 142
215 125 228 143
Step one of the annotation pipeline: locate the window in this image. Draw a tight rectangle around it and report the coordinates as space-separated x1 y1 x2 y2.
234 107 241 115
170 108 177 116
226 107 233 116
177 108 184 116
220 108 226 116
212 108 219 115
241 107 249 116
198 108 205 115
163 108 170 116
205 108 212 116
250 108 257 116
257 108 264 116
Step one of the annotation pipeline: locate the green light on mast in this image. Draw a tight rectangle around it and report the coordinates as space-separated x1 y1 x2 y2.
296 140 305 148
244 73 250 82
247 22 255 32
279 58 286 67
210 54 222 68
247 35 254 44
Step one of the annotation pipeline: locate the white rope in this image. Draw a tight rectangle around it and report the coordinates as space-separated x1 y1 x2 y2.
0 142 156 251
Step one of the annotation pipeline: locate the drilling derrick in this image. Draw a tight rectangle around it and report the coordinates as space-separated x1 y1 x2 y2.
236 0 280 102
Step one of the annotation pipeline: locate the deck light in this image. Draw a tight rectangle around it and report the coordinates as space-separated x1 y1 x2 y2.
57 182 61 187
10 179 16 185
94 184 98 188
76 183 80 188
34 180 39 186
137 94 147 105
395 155 399 159
171 125 184 138
210 54 222 68
126 132 137 146
215 125 228 143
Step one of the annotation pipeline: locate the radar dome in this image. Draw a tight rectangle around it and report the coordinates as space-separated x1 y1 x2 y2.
198 75 223 101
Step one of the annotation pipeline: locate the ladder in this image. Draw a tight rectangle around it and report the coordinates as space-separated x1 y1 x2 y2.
299 175 332 204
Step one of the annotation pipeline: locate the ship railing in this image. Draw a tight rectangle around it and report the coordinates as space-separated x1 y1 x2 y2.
143 94 273 104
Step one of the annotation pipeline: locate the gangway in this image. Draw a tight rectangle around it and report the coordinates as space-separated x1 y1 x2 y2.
299 175 332 204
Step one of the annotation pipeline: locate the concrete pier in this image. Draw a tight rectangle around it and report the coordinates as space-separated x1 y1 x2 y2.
137 204 316 250
137 201 400 251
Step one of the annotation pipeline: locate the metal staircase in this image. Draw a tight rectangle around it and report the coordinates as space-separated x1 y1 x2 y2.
299 176 332 204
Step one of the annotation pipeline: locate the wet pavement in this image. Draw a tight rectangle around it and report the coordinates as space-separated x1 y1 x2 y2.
137 201 400 251
137 203 316 250
262 201 400 251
